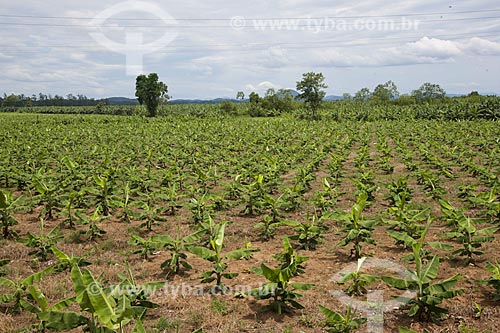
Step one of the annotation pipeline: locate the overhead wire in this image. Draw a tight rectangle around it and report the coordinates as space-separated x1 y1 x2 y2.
1 8 500 20
0 8 499 56
0 15 499 28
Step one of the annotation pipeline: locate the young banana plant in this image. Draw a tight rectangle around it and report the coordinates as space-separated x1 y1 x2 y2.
254 214 283 241
378 156 394 174
0 266 54 313
58 190 85 229
20 218 63 261
59 155 85 191
33 174 61 220
279 184 303 212
224 174 242 200
384 198 429 249
312 177 340 216
188 193 214 224
240 174 267 216
263 193 284 223
188 221 259 293
242 238 313 314
336 192 377 259
477 261 500 301
352 171 378 202
384 176 413 205
415 170 444 200
113 182 134 223
17 283 77 332
81 207 108 242
438 213 497 264
477 191 500 221
318 305 366 333
0 189 23 239
136 196 166 232
154 226 205 275
0 259 9 277
50 246 91 272
283 214 327 250
337 257 380 296
129 234 163 260
438 199 463 227
89 174 114 216
382 220 464 322
398 328 431 333
38 264 164 332
327 154 344 185
162 184 183 216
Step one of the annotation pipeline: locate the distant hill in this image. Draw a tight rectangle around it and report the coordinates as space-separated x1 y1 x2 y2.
104 97 139 105
103 97 246 105
170 98 245 105
324 95 343 101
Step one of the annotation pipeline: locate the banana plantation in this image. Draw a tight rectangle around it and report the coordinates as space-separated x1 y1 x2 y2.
1 107 499 332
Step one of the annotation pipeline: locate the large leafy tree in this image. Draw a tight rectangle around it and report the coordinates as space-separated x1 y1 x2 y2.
353 88 371 101
135 73 170 117
249 92 260 104
263 88 294 114
296 72 328 120
2 94 19 107
247 89 295 117
412 82 446 102
342 93 352 101
371 80 399 103
236 91 245 100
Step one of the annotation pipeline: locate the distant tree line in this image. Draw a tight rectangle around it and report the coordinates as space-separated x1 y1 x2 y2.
3 73 494 120
341 81 448 104
0 93 102 107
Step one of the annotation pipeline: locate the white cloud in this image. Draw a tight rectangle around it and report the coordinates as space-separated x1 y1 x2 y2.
309 49 371 67
305 37 500 69
389 37 500 63
462 37 500 55
255 47 293 67
405 37 463 58
244 81 281 94
177 62 214 76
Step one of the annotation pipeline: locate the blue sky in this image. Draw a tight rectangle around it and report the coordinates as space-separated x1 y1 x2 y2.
1 0 499 99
